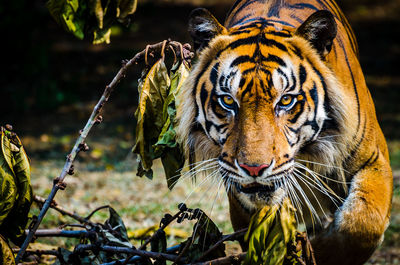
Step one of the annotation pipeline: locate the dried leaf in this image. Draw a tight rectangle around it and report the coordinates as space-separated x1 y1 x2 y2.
244 198 297 265
105 207 131 246
133 59 170 179
183 209 225 262
151 230 167 265
153 61 189 189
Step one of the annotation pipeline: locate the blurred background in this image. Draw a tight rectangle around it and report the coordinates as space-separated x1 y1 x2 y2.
0 0 399 263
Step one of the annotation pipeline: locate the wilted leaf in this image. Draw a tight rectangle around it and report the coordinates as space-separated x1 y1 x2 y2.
243 198 297 265
105 207 132 247
154 61 189 189
182 209 225 262
0 128 33 245
151 230 167 265
133 59 170 179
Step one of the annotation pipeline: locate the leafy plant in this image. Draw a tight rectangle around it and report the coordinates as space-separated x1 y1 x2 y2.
46 0 137 44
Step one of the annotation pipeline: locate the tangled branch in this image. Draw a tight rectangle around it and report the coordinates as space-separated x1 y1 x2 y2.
15 39 193 263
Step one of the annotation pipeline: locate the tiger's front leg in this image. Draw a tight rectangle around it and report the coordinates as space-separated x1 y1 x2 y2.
311 154 392 265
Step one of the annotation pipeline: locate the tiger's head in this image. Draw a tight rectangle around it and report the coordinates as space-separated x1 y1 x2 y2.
177 9 355 213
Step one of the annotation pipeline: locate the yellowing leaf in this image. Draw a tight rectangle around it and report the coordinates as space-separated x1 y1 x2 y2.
133 59 170 179
0 128 33 245
0 235 15 265
244 198 297 265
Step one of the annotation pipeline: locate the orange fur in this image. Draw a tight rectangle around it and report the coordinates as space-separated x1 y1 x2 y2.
176 1 393 264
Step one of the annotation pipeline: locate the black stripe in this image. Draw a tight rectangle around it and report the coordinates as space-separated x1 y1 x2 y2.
267 31 292 38
355 149 380 174
200 83 209 123
262 54 286 66
288 100 305 124
259 78 272 98
226 0 243 20
289 14 303 24
230 29 252 35
276 68 288 89
289 44 304 60
230 55 253 67
241 79 254 100
309 82 319 117
299 64 307 87
233 0 265 21
273 158 294 171
289 3 318 11
287 126 299 133
242 67 256 76
338 40 360 133
287 69 297 92
226 34 288 52
261 36 288 51
267 0 284 17
345 117 367 164
229 14 253 27
220 158 236 169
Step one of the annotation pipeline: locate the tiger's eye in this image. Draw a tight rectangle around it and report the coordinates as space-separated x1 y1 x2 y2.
280 95 293 106
222 95 234 106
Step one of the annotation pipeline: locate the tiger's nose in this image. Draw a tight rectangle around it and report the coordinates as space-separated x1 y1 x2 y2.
239 163 270 177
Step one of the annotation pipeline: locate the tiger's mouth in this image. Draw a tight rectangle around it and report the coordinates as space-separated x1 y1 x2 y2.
232 181 278 195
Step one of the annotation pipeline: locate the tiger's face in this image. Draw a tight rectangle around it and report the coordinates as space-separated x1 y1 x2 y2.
178 9 348 212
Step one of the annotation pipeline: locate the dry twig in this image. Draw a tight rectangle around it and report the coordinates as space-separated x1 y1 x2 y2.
15 39 193 263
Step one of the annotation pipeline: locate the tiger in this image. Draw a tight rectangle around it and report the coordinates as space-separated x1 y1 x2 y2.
175 0 393 264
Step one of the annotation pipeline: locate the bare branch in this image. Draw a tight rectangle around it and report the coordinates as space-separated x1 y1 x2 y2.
75 244 186 263
25 229 91 238
15 39 193 263
33 195 89 224
194 228 247 262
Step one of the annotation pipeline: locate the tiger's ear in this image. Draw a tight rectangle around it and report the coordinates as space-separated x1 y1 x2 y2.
296 10 337 58
188 8 227 53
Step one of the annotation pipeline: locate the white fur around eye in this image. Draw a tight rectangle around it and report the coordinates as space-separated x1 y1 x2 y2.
196 21 215 32
272 70 286 91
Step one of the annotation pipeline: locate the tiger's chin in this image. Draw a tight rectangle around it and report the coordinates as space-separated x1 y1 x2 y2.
229 180 287 212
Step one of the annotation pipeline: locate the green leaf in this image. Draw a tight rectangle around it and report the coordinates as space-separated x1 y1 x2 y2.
0 128 33 246
133 59 170 179
46 0 137 44
47 0 85 40
243 198 297 265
